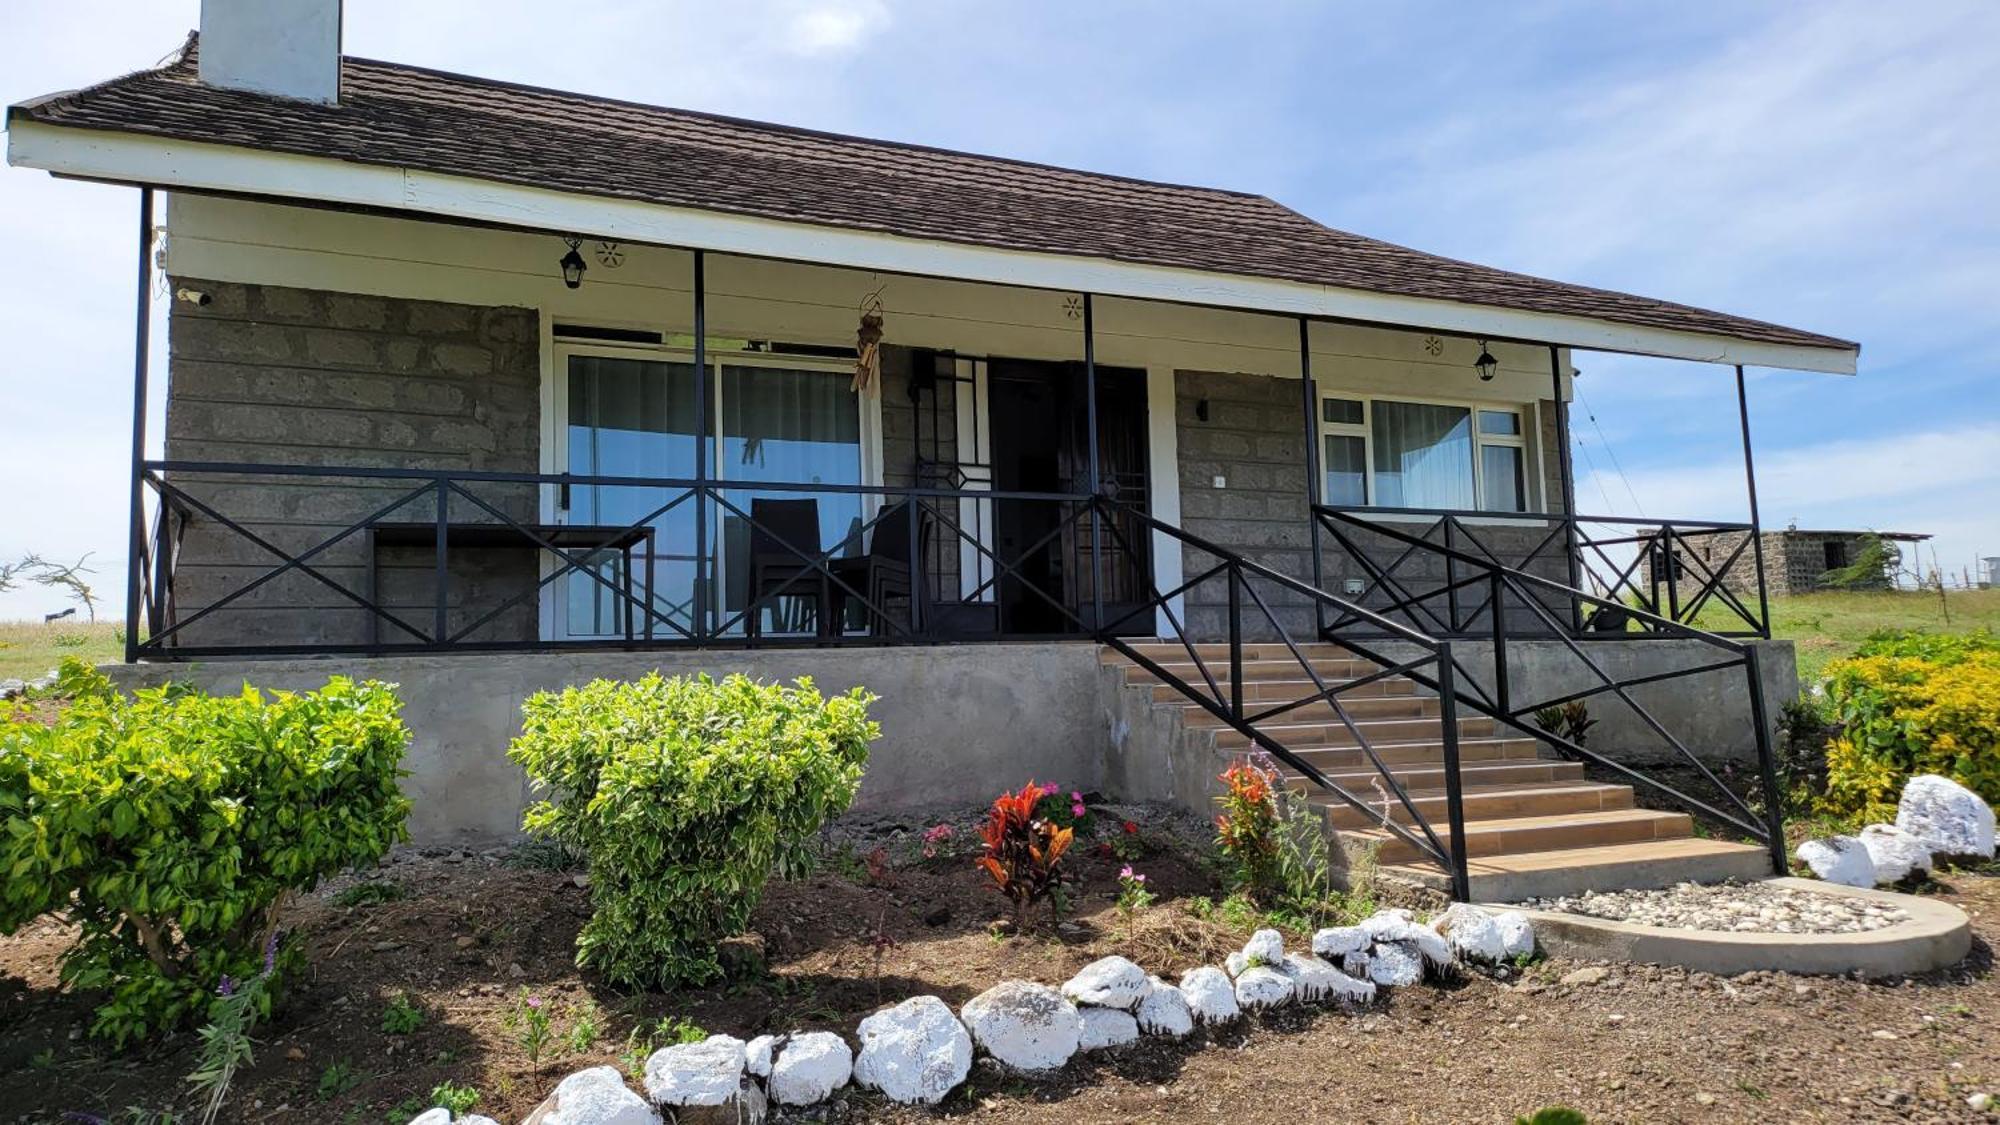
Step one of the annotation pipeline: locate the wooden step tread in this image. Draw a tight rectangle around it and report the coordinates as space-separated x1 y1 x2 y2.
1346 807 1687 841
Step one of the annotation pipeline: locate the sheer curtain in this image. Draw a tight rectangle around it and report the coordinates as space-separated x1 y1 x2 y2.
1372 401 1475 509
718 363 864 625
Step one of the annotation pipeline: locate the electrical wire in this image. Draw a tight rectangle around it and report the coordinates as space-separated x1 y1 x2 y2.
1575 383 1644 517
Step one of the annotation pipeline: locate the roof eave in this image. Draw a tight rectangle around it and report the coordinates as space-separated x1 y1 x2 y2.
4 119 1860 376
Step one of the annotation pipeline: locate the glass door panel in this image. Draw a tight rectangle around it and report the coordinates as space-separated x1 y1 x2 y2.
716 362 864 636
563 355 699 637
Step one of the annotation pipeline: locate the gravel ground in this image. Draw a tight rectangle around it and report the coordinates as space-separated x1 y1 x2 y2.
1526 880 1912 934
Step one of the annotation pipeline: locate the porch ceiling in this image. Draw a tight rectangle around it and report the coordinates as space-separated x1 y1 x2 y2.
6 34 1859 375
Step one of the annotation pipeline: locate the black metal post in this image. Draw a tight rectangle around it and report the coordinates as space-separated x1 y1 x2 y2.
1299 318 1325 637
1735 365 1772 638
1489 571 1511 718
1083 293 1103 633
433 479 450 643
692 250 708 642
1436 641 1472 901
1744 644 1787 873
1227 566 1243 723
1548 346 1583 632
124 188 154 663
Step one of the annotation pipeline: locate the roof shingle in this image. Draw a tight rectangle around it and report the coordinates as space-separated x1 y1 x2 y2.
10 37 1855 355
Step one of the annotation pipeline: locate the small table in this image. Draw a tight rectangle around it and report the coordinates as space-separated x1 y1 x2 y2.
364 521 657 643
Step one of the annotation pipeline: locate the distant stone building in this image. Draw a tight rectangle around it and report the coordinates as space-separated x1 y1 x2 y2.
1640 526 1930 597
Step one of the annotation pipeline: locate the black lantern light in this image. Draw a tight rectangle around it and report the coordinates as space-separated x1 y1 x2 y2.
1473 338 1498 382
558 237 588 289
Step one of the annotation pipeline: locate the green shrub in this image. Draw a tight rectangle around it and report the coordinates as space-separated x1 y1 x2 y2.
1820 638 2000 822
1854 627 1999 663
508 673 876 989
0 661 411 1044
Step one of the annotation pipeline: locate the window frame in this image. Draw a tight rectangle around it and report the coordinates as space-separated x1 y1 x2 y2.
1317 392 1541 516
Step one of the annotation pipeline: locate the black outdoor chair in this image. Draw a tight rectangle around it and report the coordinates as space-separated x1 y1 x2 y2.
744 498 827 639
828 500 930 636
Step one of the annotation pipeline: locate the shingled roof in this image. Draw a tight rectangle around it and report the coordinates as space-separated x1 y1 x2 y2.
10 36 1855 357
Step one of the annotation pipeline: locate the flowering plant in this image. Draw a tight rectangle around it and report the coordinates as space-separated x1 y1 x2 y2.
920 822 961 860
504 989 555 1064
1215 757 1283 901
976 781 1076 927
1031 781 1096 836
1115 865 1156 924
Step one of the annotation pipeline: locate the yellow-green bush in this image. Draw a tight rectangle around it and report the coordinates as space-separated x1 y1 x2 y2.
1820 645 2000 823
0 661 411 1043
508 673 876 989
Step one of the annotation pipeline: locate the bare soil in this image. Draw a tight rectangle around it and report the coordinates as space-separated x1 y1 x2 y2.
3 822 1996 1125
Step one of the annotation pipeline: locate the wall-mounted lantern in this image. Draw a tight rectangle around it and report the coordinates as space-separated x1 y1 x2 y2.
558 237 588 289
1473 339 1498 382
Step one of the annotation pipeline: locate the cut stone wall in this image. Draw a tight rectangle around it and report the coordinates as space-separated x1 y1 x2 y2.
162 278 541 649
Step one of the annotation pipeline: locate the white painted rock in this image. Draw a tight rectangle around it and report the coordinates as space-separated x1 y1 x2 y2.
1366 942 1422 987
643 1035 746 1107
1224 950 1248 978
960 980 1081 1072
1061 955 1150 1010
1242 928 1286 967
1860 823 1933 885
1897 775 1996 858
853 996 974 1105
527 1066 660 1125
1178 966 1240 1024
460 1118 500 1125
1492 910 1536 959
1432 904 1506 964
768 1031 853 1107
1340 949 1371 978
407 1111 453 1125
1135 978 1194 1038
1078 1006 1140 1051
1281 952 1375 1004
1796 836 1876 888
744 1035 776 1078
1361 909 1449 965
1234 964 1295 1010
1311 925 1369 958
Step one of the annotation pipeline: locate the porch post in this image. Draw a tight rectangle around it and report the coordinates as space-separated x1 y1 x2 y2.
124 187 154 663
1735 364 1772 637
1548 345 1583 629
692 249 708 642
1299 318 1325 637
1083 293 1103 632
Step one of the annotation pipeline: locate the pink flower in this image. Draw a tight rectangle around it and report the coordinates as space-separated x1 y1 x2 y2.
1119 865 1134 880
1071 801 1086 817
526 995 544 1009
1041 781 1059 796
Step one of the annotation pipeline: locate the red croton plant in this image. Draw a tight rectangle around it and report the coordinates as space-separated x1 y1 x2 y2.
975 780 1076 928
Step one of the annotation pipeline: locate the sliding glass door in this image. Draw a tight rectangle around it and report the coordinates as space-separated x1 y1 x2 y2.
556 345 866 639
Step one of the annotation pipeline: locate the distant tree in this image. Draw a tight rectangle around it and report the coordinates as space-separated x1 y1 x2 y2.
1817 534 1899 591
0 553 101 621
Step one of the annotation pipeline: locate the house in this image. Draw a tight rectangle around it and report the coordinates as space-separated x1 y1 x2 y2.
1640 525 1930 600
4 1 1858 901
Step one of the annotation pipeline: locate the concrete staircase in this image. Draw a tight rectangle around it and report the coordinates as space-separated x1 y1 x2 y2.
1102 641 1773 901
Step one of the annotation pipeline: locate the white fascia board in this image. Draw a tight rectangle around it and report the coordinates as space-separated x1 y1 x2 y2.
7 119 1858 375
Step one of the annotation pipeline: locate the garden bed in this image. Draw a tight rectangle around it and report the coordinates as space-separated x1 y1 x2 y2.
6 813 2000 1123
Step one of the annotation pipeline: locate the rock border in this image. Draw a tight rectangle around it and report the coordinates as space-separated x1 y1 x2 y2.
1501 877 1971 978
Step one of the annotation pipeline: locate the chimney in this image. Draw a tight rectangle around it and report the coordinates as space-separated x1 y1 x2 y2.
198 0 343 104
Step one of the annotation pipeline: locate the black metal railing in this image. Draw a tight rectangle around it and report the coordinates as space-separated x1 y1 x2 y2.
1315 504 1770 638
1315 504 1787 872
1092 500 1474 898
134 459 1171 657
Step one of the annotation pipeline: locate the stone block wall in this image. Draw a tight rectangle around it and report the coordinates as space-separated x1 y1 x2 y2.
160 278 541 650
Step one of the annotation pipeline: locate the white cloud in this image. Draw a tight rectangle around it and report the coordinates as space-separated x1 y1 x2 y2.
780 0 890 57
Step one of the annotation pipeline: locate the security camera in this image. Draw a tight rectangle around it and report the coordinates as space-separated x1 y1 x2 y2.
176 287 212 306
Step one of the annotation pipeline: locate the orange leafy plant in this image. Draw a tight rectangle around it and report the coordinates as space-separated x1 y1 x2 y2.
975 781 1076 928
1215 758 1282 902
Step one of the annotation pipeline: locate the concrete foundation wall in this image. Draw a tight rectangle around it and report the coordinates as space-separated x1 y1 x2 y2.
105 643 1107 844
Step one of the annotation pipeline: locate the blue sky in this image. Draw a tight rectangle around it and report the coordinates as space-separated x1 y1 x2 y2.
2 0 1996 619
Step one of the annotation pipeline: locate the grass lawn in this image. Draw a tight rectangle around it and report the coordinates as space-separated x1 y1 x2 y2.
1743 587 2000 684
0 618 122 680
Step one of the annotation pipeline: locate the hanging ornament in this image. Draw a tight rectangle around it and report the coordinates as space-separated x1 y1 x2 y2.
853 286 886 392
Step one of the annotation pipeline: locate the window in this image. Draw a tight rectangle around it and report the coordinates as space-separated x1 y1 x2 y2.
1318 395 1533 513
1823 541 1848 571
558 344 868 639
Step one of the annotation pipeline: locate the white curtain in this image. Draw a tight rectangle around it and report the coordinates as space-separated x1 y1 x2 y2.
1372 401 1475 509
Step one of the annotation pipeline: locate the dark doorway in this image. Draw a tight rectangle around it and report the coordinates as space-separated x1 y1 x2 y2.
986 358 1152 634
